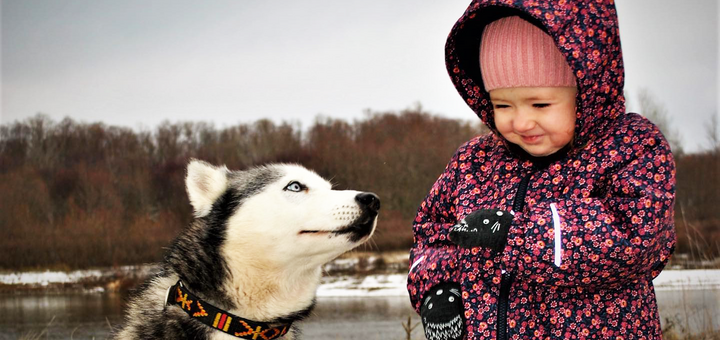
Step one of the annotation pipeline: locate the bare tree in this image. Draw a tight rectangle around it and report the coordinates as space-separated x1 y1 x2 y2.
704 112 719 154
637 89 684 155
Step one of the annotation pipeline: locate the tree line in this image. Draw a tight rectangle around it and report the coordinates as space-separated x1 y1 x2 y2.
0 110 483 269
0 109 718 270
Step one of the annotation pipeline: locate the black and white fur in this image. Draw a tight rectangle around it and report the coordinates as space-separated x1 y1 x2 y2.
114 160 379 339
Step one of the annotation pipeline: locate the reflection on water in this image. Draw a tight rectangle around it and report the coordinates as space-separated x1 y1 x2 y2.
0 293 423 340
303 296 424 340
656 289 720 335
0 289 717 339
0 292 125 340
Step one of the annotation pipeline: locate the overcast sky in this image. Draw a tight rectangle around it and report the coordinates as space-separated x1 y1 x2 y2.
2 0 718 153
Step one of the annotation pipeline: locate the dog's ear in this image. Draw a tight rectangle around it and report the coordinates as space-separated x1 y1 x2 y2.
186 159 229 218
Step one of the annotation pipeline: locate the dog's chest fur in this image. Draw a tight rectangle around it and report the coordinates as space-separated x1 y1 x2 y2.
117 273 310 340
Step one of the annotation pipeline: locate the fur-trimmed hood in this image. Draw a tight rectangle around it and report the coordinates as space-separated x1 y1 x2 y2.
446 0 625 149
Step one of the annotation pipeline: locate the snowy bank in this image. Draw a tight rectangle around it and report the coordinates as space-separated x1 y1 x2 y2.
1 268 718 296
316 270 720 297
318 275 409 297
652 270 720 291
0 265 156 292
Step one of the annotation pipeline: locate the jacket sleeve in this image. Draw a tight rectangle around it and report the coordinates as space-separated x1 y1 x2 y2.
407 147 464 313
504 126 676 289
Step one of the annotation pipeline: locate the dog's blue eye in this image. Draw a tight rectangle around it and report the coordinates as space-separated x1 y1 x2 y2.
285 181 305 192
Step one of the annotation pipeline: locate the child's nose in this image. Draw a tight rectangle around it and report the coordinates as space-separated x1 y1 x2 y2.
512 111 536 132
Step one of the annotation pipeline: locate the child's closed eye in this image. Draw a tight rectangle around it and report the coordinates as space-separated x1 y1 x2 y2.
493 104 510 110
533 103 551 108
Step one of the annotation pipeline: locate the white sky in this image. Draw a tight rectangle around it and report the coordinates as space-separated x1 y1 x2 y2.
2 0 718 153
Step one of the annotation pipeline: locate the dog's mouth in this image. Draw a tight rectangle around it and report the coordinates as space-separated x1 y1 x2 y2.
331 213 377 242
298 230 332 235
299 213 377 241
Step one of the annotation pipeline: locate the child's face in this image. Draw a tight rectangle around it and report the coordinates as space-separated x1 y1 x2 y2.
489 86 577 157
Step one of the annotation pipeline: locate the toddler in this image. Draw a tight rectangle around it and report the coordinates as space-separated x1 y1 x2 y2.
407 1 676 339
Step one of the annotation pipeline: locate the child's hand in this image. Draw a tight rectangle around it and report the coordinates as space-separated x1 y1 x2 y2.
449 209 513 252
420 282 464 340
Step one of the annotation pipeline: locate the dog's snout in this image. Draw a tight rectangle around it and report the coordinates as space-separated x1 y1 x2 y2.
355 192 380 213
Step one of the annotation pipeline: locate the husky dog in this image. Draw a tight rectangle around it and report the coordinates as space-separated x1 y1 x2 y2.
115 159 379 339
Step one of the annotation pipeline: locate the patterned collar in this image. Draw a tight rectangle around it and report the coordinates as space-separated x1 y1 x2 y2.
165 281 293 340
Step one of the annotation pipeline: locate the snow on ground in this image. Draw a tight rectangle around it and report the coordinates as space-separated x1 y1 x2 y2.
318 274 409 297
1 268 718 296
0 265 156 288
653 270 720 291
0 269 104 286
317 270 720 297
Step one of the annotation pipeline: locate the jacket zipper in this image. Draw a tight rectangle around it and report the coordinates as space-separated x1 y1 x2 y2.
497 172 533 340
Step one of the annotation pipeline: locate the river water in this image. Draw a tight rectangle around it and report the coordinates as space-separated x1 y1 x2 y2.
0 289 717 339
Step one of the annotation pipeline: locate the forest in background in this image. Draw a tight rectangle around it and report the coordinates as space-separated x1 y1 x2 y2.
1 109 718 270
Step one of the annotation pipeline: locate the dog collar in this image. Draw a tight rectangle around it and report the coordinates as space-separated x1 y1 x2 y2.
165 281 292 340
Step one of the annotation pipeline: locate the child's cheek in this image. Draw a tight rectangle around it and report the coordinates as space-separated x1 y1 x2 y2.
494 116 514 139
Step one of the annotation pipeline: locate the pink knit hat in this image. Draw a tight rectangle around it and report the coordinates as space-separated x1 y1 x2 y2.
479 16 577 91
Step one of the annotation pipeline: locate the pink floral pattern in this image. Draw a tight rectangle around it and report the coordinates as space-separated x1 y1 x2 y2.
408 0 676 339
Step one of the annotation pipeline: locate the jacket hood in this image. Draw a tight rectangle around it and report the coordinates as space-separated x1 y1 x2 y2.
446 0 625 149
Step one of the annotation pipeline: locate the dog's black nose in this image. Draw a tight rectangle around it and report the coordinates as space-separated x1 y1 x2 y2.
356 192 380 213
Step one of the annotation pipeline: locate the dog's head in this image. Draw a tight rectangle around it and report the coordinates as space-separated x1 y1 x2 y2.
185 159 379 270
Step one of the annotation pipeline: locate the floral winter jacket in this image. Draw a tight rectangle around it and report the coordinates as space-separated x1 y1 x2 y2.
407 1 676 339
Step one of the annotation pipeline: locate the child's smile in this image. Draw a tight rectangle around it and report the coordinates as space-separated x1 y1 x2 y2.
520 134 542 144
489 86 577 157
